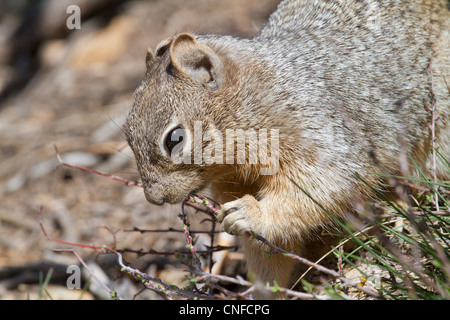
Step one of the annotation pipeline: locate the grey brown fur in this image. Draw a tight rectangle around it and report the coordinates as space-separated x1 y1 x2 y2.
126 0 450 298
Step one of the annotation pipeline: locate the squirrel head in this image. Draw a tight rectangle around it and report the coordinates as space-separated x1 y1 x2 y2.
125 33 229 205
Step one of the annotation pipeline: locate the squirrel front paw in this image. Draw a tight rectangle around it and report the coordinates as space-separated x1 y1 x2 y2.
217 195 261 236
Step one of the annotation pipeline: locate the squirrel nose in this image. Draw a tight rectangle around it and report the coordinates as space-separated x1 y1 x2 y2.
143 184 166 205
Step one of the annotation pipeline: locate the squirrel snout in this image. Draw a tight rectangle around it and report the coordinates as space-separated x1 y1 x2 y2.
143 184 166 206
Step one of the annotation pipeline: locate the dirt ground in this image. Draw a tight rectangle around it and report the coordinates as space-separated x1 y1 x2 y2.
0 0 281 300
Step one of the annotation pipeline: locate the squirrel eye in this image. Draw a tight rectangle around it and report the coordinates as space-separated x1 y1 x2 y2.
165 126 185 154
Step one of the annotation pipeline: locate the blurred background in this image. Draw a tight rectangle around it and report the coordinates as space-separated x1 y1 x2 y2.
0 0 280 299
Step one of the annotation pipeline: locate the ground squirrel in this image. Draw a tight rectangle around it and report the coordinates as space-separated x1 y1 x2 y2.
125 0 450 297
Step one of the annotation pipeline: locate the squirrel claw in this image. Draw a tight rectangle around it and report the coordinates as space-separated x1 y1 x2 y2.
218 195 260 236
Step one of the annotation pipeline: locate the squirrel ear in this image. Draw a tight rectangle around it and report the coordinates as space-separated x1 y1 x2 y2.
145 48 155 68
155 37 173 57
169 33 224 90
146 37 173 68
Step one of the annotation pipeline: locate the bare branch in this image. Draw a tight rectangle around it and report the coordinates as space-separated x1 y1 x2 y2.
54 144 143 188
